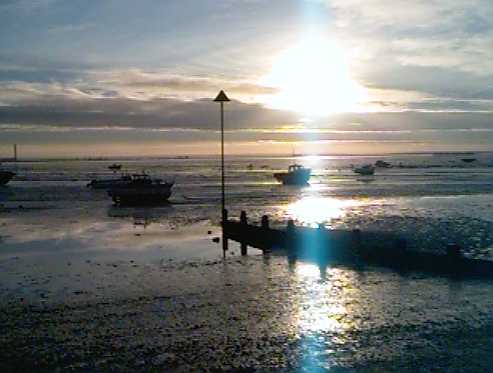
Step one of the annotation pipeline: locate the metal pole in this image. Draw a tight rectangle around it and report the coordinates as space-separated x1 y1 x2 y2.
214 90 230 258
220 102 227 257
221 102 225 219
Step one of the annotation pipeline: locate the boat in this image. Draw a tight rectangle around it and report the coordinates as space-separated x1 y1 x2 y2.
274 164 311 185
0 170 15 185
87 174 133 189
0 146 17 185
461 158 476 163
108 174 173 205
375 160 391 168
108 163 122 171
353 164 375 175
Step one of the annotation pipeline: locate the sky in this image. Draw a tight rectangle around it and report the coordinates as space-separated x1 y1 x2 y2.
0 0 492 157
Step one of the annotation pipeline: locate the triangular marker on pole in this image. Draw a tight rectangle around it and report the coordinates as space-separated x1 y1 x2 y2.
214 90 230 102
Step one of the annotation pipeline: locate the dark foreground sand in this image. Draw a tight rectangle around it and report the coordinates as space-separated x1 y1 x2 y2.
1 255 493 372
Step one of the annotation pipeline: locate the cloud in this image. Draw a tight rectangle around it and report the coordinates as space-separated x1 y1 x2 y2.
0 0 58 12
327 0 493 99
1 70 492 140
94 69 278 99
0 80 297 131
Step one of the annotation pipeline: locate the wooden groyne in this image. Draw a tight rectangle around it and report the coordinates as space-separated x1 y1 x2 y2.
223 210 493 277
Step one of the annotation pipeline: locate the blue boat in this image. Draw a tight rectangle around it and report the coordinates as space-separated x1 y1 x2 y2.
274 164 311 185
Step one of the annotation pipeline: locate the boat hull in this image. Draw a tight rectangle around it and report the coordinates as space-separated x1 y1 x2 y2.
109 186 172 205
0 171 15 185
353 169 374 176
353 165 375 175
87 177 132 189
108 164 122 171
274 169 311 185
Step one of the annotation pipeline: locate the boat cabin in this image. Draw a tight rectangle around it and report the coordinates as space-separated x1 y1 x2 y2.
288 164 306 173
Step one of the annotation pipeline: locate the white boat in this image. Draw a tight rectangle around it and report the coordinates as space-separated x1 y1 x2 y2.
87 174 132 189
108 163 122 171
108 174 173 205
353 164 375 176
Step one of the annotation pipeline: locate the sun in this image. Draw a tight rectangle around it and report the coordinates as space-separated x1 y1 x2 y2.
260 36 367 117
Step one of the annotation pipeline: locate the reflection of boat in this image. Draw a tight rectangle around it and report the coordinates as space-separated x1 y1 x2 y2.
108 174 173 205
108 163 122 171
87 174 132 189
357 177 375 184
107 205 173 220
274 164 311 185
461 158 476 163
375 160 391 168
0 171 15 185
353 164 375 175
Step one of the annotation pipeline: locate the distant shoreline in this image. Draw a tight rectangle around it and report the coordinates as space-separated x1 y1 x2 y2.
1 150 492 163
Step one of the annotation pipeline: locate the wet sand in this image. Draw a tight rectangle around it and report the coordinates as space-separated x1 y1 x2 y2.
2 250 493 372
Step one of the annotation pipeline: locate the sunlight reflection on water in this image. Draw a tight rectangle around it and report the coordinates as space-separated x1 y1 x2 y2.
292 262 355 371
295 262 352 333
287 196 358 227
294 263 351 334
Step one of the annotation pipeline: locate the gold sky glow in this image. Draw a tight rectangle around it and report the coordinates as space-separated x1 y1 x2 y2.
259 36 368 118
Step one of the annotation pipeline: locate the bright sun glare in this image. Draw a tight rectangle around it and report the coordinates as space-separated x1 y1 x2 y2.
287 196 356 227
260 36 367 117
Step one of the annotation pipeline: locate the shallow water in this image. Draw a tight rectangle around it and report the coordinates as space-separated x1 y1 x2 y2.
1 153 493 260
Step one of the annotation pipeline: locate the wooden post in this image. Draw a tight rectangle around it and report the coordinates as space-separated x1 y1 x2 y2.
287 219 295 235
222 209 228 257
261 215 270 253
286 219 296 254
261 215 269 229
446 244 462 260
240 211 248 256
351 228 361 257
